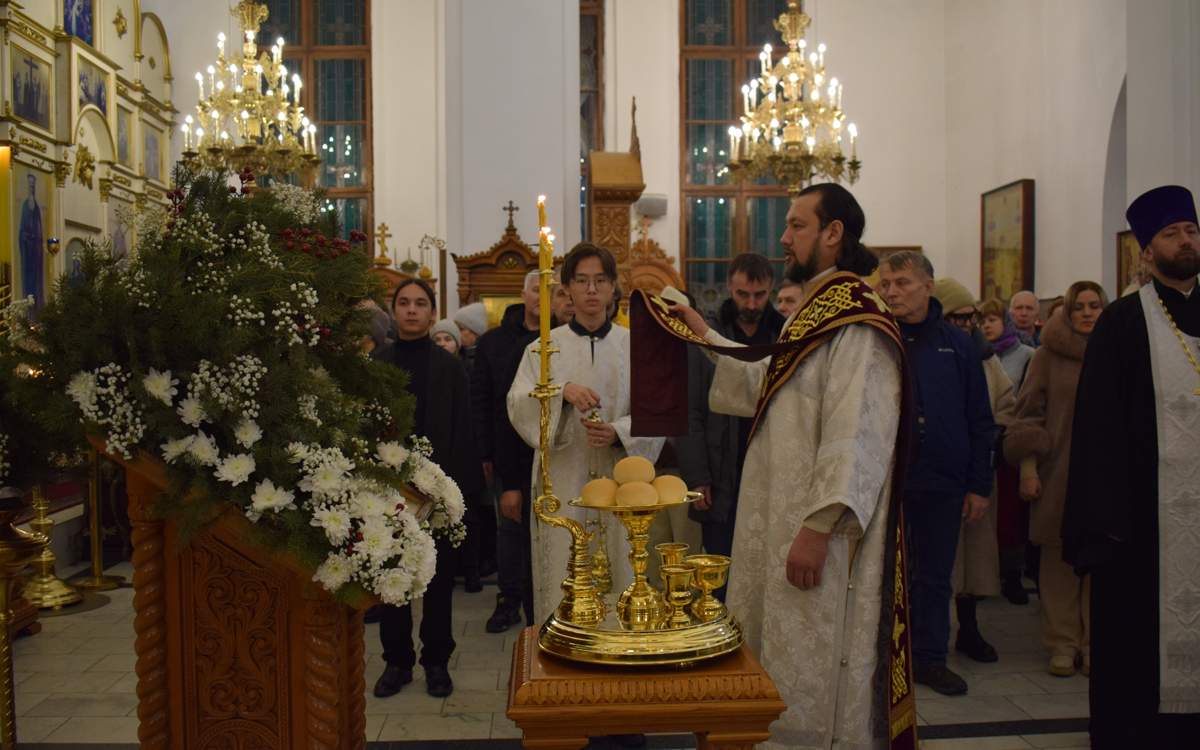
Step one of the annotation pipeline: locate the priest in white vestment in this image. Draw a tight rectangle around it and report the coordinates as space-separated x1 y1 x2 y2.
672 185 907 750
509 243 664 623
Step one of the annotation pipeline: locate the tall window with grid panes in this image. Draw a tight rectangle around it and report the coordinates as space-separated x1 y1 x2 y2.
681 0 791 318
259 0 372 242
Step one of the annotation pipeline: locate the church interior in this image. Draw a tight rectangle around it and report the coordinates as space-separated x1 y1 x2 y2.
0 0 1196 748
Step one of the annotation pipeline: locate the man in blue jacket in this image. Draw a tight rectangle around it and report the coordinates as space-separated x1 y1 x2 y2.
879 251 995 697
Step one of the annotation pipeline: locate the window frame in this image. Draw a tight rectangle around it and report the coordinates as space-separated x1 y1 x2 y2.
679 0 790 285
266 0 373 241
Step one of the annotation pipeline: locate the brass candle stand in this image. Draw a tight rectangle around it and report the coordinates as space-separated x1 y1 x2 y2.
70 449 124 591
0 489 49 747
20 485 82 610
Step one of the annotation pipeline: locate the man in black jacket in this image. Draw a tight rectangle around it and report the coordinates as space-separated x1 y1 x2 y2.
471 270 542 632
676 253 785 596
373 279 484 699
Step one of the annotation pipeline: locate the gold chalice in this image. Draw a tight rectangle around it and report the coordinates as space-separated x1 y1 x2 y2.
655 542 690 568
659 563 697 629
684 554 731 622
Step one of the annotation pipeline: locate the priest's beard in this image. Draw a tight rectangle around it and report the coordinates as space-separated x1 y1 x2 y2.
785 238 821 284
1154 244 1200 281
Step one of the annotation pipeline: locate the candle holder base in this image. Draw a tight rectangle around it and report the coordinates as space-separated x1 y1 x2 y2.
69 573 124 592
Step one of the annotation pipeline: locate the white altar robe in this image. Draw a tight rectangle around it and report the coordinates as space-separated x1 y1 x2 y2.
508 323 664 623
705 322 902 750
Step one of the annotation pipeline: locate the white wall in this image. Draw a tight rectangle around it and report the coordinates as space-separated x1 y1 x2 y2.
1126 0 1200 204
604 0 681 258
945 0 1126 299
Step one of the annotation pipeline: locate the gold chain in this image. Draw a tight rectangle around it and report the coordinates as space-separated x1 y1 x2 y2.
1157 295 1200 396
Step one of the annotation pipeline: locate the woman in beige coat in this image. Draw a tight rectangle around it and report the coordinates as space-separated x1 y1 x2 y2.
1004 281 1107 677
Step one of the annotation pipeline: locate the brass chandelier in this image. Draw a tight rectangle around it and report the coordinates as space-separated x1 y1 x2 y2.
181 1 319 178
725 0 860 195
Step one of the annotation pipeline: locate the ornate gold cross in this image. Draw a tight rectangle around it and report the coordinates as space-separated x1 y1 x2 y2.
502 200 519 229
374 222 393 267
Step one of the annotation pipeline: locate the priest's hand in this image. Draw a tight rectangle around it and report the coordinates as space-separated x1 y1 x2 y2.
581 419 617 447
693 485 713 511
563 382 602 413
1019 477 1041 502
962 492 989 523
786 527 831 590
499 489 522 523
667 302 711 338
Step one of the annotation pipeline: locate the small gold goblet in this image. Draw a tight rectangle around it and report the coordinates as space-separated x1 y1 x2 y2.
659 564 697 629
684 554 731 622
655 542 689 569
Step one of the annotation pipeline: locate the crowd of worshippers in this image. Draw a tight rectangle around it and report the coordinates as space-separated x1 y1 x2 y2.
359 189 1197 714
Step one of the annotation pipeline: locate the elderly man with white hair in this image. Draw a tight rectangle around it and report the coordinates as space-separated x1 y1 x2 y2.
1009 290 1041 347
470 270 545 631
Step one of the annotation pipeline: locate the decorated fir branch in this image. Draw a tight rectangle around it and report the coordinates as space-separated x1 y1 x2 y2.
0 165 464 607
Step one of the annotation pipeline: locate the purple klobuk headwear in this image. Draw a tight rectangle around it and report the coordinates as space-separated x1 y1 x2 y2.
1126 185 1198 248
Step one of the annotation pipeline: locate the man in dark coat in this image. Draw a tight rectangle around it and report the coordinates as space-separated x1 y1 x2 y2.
373 279 484 700
879 251 995 697
471 270 542 631
1064 185 1200 749
676 253 785 590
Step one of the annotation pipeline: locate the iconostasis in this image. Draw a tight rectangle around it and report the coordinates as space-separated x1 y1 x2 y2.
2 0 173 309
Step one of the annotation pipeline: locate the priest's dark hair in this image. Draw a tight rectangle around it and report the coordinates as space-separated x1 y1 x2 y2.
797 182 879 276
729 252 775 283
561 242 618 285
390 277 437 310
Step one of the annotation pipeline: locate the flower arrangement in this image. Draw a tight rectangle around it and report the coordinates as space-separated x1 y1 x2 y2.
0 167 463 606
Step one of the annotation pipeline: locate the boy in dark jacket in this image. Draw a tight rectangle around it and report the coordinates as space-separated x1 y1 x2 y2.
879 252 995 698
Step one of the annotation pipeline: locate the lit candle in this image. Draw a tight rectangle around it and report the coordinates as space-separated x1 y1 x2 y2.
759 51 768 77
728 126 738 160
195 72 204 99
806 135 815 154
207 65 216 92
195 127 205 147
848 123 858 159
217 32 226 58
741 84 751 114
818 43 826 68
292 74 302 104
181 122 190 150
536 195 552 385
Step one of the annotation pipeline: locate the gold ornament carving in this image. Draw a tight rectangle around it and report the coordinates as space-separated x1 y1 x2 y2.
593 206 631 263
53 160 69 187
74 145 96 190
112 174 132 188
98 177 113 202
148 56 156 71
10 19 48 46
18 136 47 154
114 8 128 38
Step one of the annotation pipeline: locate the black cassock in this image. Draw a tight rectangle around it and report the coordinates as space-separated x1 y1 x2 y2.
1063 278 1200 749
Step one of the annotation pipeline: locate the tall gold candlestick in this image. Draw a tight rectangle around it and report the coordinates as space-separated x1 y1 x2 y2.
0 489 48 747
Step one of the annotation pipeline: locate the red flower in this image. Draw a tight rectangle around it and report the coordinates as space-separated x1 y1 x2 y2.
301 244 312 253
286 240 296 250
315 251 325 259
349 230 367 242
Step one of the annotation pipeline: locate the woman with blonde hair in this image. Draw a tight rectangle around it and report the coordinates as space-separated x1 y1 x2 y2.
1004 281 1107 676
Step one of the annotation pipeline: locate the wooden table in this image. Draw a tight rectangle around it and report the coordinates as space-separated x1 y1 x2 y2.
507 626 786 750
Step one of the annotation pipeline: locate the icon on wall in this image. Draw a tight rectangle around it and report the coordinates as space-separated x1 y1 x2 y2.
10 48 51 129
78 57 108 114
64 0 95 47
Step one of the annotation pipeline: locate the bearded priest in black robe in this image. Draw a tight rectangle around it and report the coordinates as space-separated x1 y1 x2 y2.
1064 184 1200 749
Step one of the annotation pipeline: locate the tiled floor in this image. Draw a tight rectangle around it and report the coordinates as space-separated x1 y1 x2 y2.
12 566 1090 746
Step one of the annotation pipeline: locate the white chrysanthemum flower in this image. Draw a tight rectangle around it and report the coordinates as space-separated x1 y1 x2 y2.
352 490 392 520
177 397 207 427
234 418 262 448
286 442 310 462
313 553 353 590
249 478 295 516
359 523 394 563
161 435 194 463
142 368 179 406
375 567 416 606
66 371 100 418
215 453 255 485
375 441 409 469
300 465 344 498
311 506 352 544
188 432 220 466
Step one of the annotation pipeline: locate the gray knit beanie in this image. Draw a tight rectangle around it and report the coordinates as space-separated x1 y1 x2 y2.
453 302 489 336
430 318 461 347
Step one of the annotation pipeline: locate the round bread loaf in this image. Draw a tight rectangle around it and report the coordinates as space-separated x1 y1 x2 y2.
580 477 618 507
613 456 655 485
615 481 658 507
651 475 688 504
